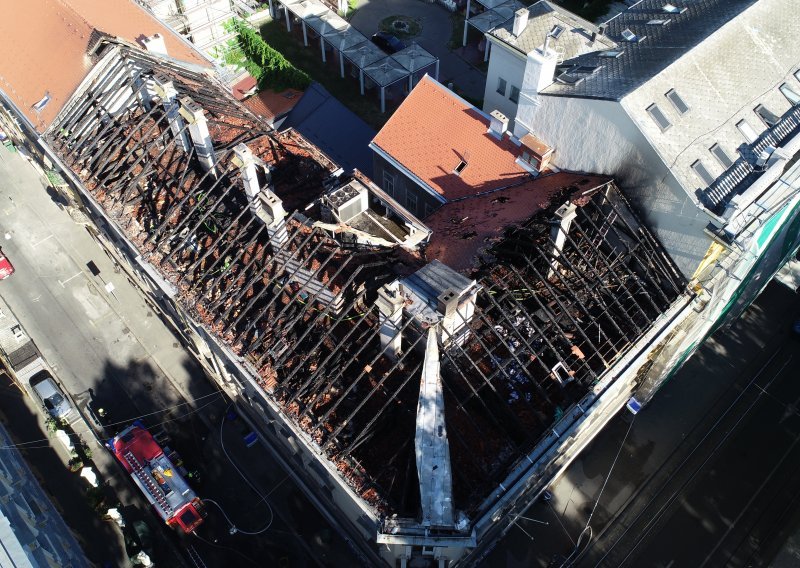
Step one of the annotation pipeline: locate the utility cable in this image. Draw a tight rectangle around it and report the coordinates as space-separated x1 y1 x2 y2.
208 403 274 535
560 414 635 567
0 390 224 451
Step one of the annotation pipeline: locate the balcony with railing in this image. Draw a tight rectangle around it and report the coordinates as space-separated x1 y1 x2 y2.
700 104 800 214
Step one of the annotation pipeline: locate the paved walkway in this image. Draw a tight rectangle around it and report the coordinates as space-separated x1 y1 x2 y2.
350 0 487 102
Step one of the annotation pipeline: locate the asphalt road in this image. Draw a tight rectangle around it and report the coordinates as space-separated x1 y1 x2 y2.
481 279 800 567
0 139 357 565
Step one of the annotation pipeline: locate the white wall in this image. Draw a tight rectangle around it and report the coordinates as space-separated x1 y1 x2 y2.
482 39 525 128
523 95 714 277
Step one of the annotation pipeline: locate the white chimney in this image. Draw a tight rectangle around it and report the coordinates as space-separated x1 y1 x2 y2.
513 45 558 138
488 110 509 139
179 96 216 174
153 73 190 152
548 202 577 278
233 143 260 200
141 34 168 56
512 8 529 37
377 281 404 359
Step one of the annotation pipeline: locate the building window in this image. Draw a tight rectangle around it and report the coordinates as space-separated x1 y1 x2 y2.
754 104 781 127
736 119 759 143
710 143 733 169
665 89 689 114
646 103 671 131
383 171 395 195
407 191 417 214
424 203 434 218
780 83 800 106
509 86 520 103
691 159 716 186
496 77 507 96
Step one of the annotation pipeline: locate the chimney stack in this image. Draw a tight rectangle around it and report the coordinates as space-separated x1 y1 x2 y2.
141 34 168 56
179 96 216 174
513 8 529 37
377 281 404 359
153 73 190 152
548 202 577 278
488 110 509 139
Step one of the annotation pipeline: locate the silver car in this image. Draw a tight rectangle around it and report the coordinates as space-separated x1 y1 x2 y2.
30 371 76 423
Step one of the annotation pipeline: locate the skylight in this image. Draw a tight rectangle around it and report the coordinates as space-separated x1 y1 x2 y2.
549 25 564 39
665 89 689 114
662 3 686 13
621 29 645 43
647 19 671 26
598 49 624 58
454 160 467 175
691 159 716 186
646 103 671 131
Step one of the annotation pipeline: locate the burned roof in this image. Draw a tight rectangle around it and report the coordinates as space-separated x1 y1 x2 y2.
425 172 610 271
370 76 535 201
43 42 685 523
0 0 210 131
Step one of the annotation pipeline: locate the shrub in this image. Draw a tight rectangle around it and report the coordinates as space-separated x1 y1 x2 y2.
230 19 311 91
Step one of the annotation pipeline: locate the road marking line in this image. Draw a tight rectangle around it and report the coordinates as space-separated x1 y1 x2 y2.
58 271 83 287
32 234 54 247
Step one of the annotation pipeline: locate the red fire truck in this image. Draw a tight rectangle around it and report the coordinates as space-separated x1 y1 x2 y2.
109 422 204 533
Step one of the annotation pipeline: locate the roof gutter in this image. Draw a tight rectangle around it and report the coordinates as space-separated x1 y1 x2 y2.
368 141 448 204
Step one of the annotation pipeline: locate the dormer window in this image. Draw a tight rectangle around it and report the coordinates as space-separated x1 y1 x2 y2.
662 3 686 13
621 29 645 43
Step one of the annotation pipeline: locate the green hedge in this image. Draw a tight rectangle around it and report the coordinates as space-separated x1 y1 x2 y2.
231 19 311 91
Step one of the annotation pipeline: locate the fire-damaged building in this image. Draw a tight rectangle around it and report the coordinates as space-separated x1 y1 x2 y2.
0 1 707 566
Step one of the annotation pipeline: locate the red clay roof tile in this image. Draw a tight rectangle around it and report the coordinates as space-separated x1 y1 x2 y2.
371 76 534 201
242 88 303 123
0 0 211 132
425 172 611 272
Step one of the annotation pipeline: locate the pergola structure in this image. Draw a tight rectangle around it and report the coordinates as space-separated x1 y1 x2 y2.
272 0 438 111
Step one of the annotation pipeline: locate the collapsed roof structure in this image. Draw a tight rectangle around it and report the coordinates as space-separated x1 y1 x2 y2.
0 2 691 564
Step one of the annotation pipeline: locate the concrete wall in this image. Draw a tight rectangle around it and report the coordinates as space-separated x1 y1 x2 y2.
372 153 443 219
518 94 715 278
482 40 525 130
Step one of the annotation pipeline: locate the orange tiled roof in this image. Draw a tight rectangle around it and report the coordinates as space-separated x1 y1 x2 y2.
0 0 210 132
371 76 533 201
424 173 611 272
231 74 258 100
242 88 303 123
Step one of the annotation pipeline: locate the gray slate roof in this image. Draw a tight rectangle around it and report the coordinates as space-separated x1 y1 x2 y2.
492 0 759 101
490 1 613 59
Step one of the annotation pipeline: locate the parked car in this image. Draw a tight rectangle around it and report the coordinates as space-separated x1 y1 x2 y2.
371 32 406 54
0 250 14 280
30 371 76 422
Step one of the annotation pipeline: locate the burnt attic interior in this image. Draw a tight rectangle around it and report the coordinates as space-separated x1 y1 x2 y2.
47 43 685 523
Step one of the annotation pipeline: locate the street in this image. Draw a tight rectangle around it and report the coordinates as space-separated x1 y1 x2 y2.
480 279 800 567
0 137 358 565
